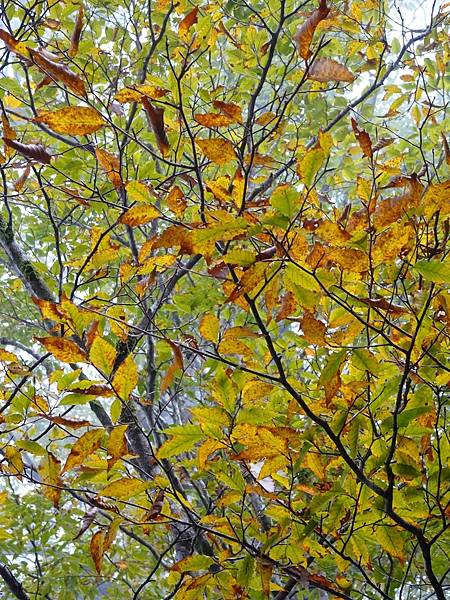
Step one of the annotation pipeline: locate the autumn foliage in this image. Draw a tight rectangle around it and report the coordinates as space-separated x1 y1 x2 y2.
0 0 449 599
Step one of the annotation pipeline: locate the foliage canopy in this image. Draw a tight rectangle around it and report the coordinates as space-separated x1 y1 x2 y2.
0 0 449 598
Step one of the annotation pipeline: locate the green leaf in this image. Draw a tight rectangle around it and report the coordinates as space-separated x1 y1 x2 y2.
413 259 450 283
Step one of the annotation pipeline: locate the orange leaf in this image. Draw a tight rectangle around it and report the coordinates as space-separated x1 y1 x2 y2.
69 4 84 57
90 530 106 574
161 340 184 392
119 204 160 226
301 311 327 346
166 186 187 218
351 117 373 158
34 107 105 135
294 0 330 60
308 57 355 83
194 113 234 128
178 7 199 37
196 138 236 164
35 336 88 363
95 148 123 188
30 49 86 96
62 429 104 473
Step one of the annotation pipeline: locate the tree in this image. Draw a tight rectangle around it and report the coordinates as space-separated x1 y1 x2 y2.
0 0 448 597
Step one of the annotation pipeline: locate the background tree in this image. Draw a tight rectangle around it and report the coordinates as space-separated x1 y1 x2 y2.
0 0 449 598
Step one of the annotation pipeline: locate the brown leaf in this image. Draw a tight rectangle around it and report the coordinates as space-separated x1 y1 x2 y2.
212 100 243 124
442 133 450 166
308 57 355 83
3 137 52 164
145 490 165 519
351 117 372 158
95 148 123 188
38 414 93 429
0 28 30 58
69 4 84 57
141 98 170 156
73 510 96 540
294 0 330 60
30 49 86 96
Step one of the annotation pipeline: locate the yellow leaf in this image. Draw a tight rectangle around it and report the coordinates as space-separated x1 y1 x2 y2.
0 348 18 362
107 424 128 470
241 380 275 404
199 314 219 343
4 446 24 479
35 337 88 363
112 355 138 400
99 477 149 500
89 336 117 376
114 84 169 103
125 180 151 203
62 429 104 473
119 204 160 226
38 451 62 507
197 439 224 469
422 180 450 217
196 138 236 164
33 107 105 135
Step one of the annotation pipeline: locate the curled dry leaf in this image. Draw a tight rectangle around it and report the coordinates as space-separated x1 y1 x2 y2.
34 106 106 135
294 0 330 60
69 4 84 57
14 164 30 192
141 97 170 156
3 138 52 164
167 185 187 218
30 49 86 96
308 57 355 83
351 117 373 158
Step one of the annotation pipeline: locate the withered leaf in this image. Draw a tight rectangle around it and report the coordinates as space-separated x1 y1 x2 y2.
141 98 170 156
3 138 52 165
308 58 355 83
294 0 330 60
69 4 84 57
30 49 86 96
